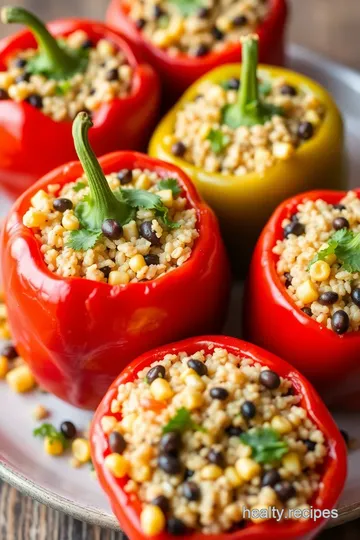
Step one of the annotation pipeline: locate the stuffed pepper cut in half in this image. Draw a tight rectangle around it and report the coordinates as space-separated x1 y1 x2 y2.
149 35 344 274
0 6 160 196
0 112 230 409
245 188 360 409
91 336 346 539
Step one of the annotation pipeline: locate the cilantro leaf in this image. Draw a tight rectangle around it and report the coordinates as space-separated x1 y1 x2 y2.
168 0 205 16
222 100 284 129
73 181 87 192
240 428 289 463
120 189 180 229
33 423 69 448
55 80 71 95
158 178 181 197
206 128 230 154
259 80 272 96
163 407 206 434
26 41 89 80
66 229 102 250
308 228 360 272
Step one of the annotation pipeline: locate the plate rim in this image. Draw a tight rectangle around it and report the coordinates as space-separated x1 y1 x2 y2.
2 43 360 532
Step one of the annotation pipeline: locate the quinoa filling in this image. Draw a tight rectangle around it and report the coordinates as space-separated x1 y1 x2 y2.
23 170 198 283
0 30 133 122
127 0 269 57
103 346 327 535
273 191 360 334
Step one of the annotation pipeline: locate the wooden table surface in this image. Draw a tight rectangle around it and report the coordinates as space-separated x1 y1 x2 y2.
1 0 360 538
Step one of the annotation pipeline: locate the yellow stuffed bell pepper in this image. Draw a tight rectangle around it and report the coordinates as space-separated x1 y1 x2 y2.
149 36 345 275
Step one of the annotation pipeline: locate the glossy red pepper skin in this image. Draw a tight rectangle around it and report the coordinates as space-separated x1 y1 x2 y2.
0 153 230 409
90 335 347 540
245 189 360 410
106 0 287 103
0 20 160 198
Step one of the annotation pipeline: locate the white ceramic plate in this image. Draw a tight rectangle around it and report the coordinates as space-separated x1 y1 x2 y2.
1 44 360 532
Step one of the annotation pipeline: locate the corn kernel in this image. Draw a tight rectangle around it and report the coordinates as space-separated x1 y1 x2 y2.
296 279 319 304
180 367 196 381
324 253 337 266
135 173 151 190
72 438 91 463
273 142 295 160
108 270 130 285
44 436 64 456
6 365 36 393
32 404 49 421
157 189 173 208
100 415 118 435
184 372 205 391
150 378 173 401
216 15 232 32
62 213 80 231
225 466 244 487
131 464 152 482
97 39 115 57
104 453 129 478
0 355 8 378
182 390 204 410
305 110 321 126
0 71 14 89
123 220 139 241
152 17 184 48
250 504 271 523
309 261 331 282
201 464 223 480
23 209 47 228
271 415 293 434
129 254 147 273
282 452 302 475
140 505 166 536
121 413 137 432
31 190 49 211
235 458 261 481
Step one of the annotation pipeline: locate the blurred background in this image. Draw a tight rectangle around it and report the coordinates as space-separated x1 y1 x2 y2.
0 0 359 539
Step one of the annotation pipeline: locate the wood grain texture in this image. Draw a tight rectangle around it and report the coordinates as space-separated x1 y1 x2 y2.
1 0 360 538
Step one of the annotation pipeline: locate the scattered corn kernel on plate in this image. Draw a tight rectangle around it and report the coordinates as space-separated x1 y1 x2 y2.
1 45 360 531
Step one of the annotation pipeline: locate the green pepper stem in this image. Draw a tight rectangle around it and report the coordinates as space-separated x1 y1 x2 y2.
238 35 260 113
1 6 79 77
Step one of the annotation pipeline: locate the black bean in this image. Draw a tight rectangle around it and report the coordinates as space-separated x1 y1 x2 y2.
53 198 73 212
60 421 77 439
109 431 126 454
144 254 160 266
261 469 281 487
212 26 224 40
194 44 209 57
1 343 18 359
301 307 313 317
297 121 314 140
101 266 112 278
171 141 186 157
274 481 296 502
241 401 256 419
303 439 316 452
280 84 297 96
233 15 248 26
153 5 164 18
333 203 346 211
167 518 187 536
14 57 27 68
183 468 194 480
291 213 299 222
159 431 181 455
151 495 170 513
102 219 123 240
106 69 119 82
135 18 146 30
284 221 305 238
284 272 292 288
81 39 93 49
26 94 43 109
333 216 349 230
140 221 161 245
331 310 349 335
208 449 225 467
0 89 8 100
117 169 133 185
352 287 360 307
340 429 350 447
158 453 182 474
16 72 31 83
187 358 208 376
146 365 166 384
210 387 229 400
197 7 210 18
225 425 243 437
182 481 201 501
318 291 339 306
259 370 281 390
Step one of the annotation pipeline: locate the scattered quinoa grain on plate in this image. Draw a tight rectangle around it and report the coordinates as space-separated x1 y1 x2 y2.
23 169 198 282
127 0 269 56
273 191 360 334
101 346 328 535
0 29 133 122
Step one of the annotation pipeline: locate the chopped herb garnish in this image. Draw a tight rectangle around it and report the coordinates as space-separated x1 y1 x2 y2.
158 178 181 197
73 181 87 192
206 128 230 154
168 0 204 16
120 188 180 229
308 228 360 272
240 427 289 463
258 80 272 96
66 228 102 250
55 80 71 95
163 407 206 434
33 423 69 448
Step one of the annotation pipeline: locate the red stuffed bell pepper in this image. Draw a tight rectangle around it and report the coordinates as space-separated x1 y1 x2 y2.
106 0 287 101
0 6 160 197
91 335 346 540
0 112 230 409
245 188 360 410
